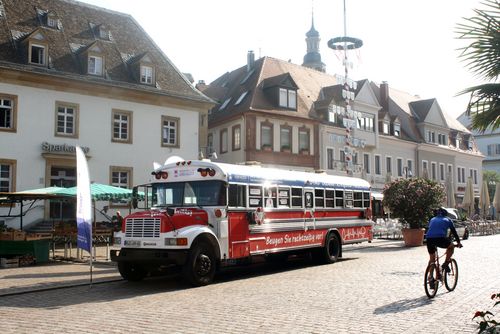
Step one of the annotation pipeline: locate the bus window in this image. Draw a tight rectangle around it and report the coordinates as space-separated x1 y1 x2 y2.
228 184 246 207
335 190 344 207
264 187 277 208
325 189 335 208
363 192 371 208
344 190 354 208
249 185 262 207
353 191 363 208
152 180 226 207
304 191 314 208
278 187 290 207
291 187 302 208
315 189 324 208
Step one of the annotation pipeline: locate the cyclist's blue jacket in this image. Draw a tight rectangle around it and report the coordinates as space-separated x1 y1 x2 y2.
426 215 459 240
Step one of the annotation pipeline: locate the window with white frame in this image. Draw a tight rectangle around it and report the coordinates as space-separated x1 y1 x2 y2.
207 133 214 153
422 160 428 176
431 162 437 180
327 148 335 169
382 121 390 134
438 134 447 145
393 123 401 137
30 44 46 65
112 110 132 143
340 150 346 163
299 128 310 152
0 94 16 132
397 158 403 177
439 163 445 181
357 115 374 132
0 160 16 192
110 166 132 206
363 153 370 174
280 126 291 151
140 65 153 84
447 164 453 180
375 155 381 175
232 125 241 151
161 116 179 147
220 128 228 153
88 55 103 75
386 156 392 174
261 123 273 149
407 160 413 177
278 88 297 109
457 166 465 183
56 102 78 137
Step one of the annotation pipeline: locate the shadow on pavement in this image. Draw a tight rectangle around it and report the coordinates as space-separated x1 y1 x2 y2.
0 255 349 308
373 296 432 314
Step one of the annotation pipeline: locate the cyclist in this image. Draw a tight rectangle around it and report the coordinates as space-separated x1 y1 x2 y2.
426 207 463 275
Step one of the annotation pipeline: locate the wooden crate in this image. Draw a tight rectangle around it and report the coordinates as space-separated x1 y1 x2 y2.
0 232 13 240
25 233 53 241
0 257 19 268
13 231 26 241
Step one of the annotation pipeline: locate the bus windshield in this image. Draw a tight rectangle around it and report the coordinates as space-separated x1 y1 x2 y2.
152 180 226 207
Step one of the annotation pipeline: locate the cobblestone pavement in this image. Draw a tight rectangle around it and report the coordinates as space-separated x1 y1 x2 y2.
1 235 499 333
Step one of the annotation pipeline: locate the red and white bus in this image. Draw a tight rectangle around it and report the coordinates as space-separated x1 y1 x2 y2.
111 158 373 286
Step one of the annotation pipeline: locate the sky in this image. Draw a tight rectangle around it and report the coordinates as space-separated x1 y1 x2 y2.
79 0 483 119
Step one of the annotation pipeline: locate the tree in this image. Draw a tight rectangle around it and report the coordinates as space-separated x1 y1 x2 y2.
456 0 500 132
382 178 446 229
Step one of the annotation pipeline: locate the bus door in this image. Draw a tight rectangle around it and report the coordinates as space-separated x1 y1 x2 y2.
303 187 315 230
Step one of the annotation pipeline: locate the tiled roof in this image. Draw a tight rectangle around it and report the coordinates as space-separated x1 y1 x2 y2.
0 0 212 104
207 56 338 122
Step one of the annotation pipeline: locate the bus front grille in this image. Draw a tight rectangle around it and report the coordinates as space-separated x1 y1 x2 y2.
125 218 161 238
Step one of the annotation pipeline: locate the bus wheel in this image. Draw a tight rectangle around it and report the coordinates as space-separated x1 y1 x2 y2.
118 262 147 281
183 241 216 286
321 233 341 264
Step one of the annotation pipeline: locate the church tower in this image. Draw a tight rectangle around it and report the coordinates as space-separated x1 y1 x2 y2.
302 12 326 72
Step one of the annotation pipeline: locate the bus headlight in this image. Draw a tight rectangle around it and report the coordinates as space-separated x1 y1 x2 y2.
165 237 188 246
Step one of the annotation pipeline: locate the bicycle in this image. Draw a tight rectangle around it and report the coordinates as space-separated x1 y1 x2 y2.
424 245 459 298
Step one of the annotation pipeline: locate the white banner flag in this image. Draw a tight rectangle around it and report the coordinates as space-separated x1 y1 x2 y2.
76 146 92 253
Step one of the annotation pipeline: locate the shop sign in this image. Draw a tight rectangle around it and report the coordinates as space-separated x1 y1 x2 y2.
41 142 90 154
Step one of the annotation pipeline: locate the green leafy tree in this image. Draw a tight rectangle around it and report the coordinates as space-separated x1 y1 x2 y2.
382 178 446 229
456 0 500 132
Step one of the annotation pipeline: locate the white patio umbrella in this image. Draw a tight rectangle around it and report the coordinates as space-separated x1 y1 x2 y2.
479 181 490 219
493 183 500 221
462 177 474 218
446 173 456 208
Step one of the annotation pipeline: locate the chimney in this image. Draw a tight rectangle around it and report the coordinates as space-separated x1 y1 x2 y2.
195 80 207 92
380 81 389 111
247 50 255 72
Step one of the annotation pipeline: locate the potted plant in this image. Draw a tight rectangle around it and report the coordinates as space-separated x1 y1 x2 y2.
262 144 272 152
382 177 445 246
281 145 291 153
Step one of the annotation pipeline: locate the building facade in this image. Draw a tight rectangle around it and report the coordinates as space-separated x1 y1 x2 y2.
0 0 213 228
458 112 500 174
200 22 483 216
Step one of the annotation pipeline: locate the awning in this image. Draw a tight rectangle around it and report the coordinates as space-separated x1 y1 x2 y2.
372 191 383 200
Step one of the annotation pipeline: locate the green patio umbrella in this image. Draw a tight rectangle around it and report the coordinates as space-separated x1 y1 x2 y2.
57 183 139 201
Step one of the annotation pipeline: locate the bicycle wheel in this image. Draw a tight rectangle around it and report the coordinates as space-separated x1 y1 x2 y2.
424 263 439 298
444 259 459 291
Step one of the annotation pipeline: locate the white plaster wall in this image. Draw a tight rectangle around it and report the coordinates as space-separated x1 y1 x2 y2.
0 82 200 227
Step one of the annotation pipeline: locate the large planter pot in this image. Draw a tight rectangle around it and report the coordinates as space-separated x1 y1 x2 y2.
401 228 425 247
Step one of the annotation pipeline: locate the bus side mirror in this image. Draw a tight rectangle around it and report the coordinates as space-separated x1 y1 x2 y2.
132 186 138 209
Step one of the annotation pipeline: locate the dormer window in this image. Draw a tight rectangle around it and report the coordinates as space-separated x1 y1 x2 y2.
88 55 103 75
383 121 390 134
30 44 46 65
393 123 401 137
279 88 297 109
140 65 153 84
45 13 60 29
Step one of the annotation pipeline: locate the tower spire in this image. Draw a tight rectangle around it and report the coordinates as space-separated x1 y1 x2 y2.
302 1 326 72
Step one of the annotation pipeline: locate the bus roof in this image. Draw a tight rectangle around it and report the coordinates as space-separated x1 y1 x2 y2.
214 162 370 190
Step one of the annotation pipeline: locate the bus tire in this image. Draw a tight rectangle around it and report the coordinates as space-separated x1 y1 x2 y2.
183 241 217 286
321 232 341 264
118 262 147 281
